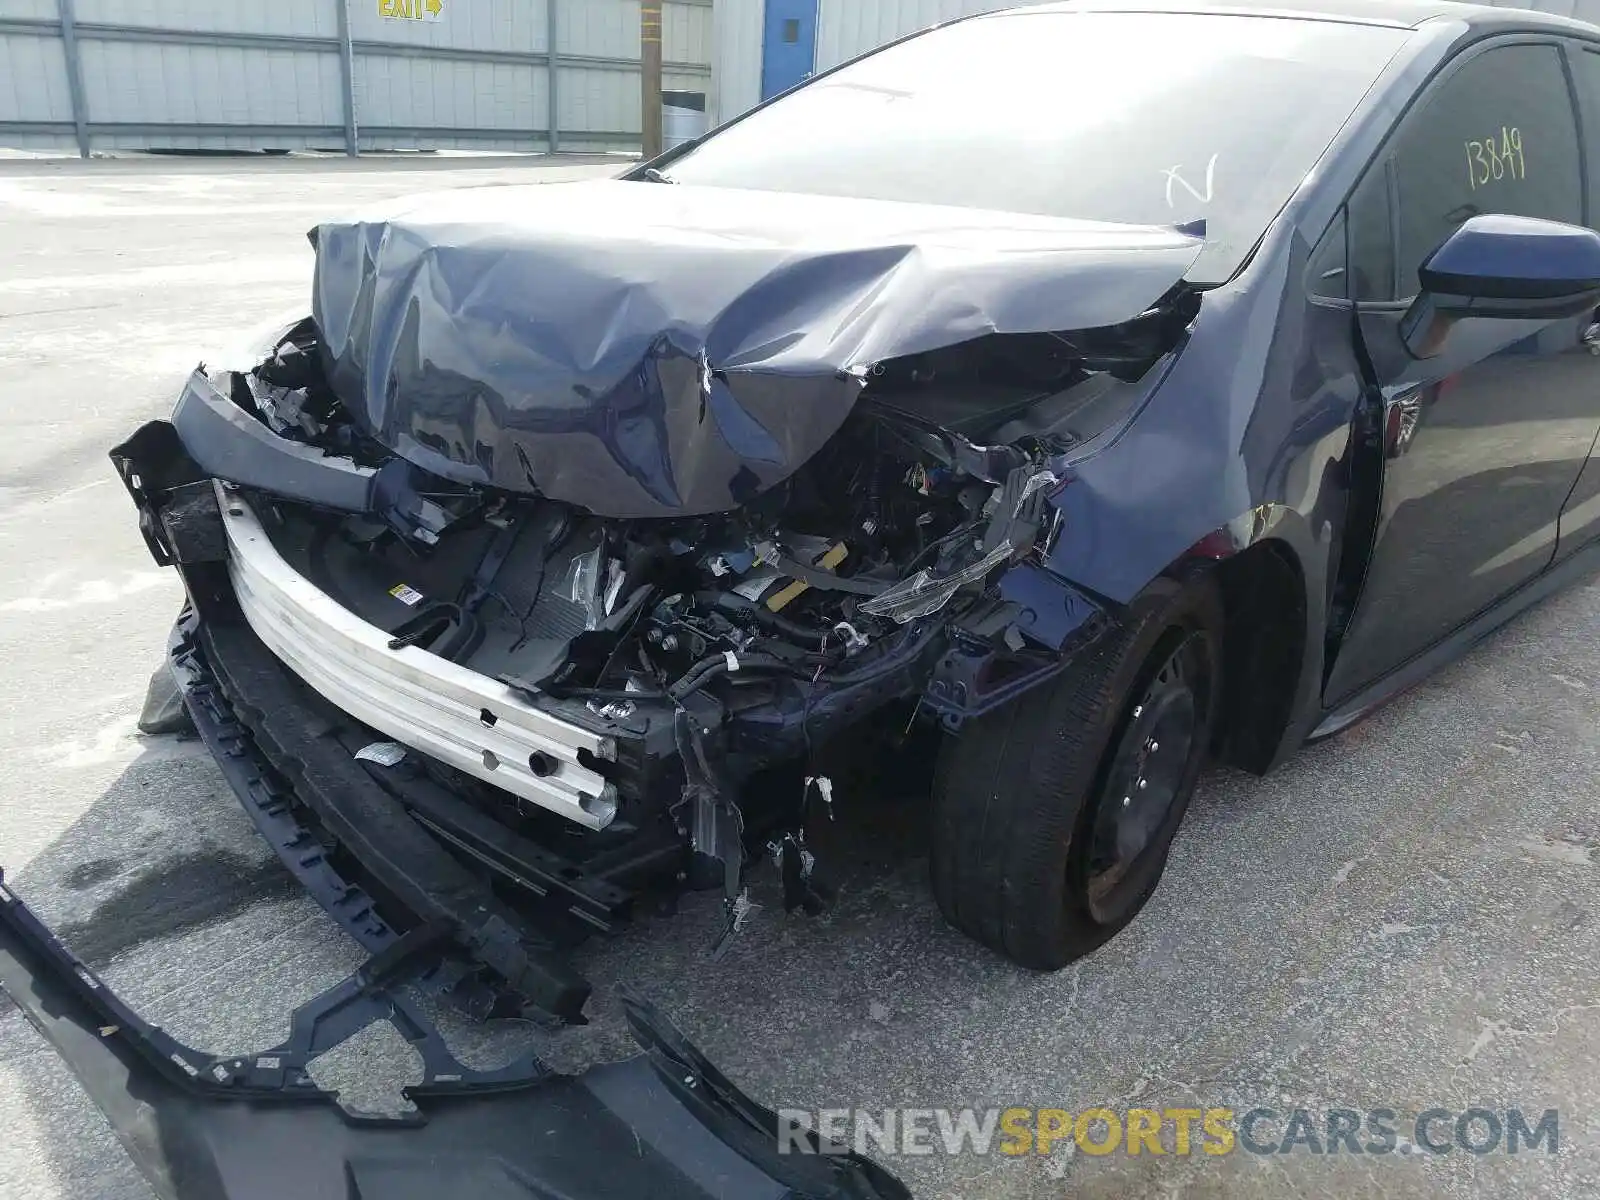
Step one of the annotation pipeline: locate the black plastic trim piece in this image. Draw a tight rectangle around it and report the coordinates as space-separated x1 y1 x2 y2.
0 872 909 1200
173 621 398 954
168 616 514 1018
170 371 376 512
179 608 592 1023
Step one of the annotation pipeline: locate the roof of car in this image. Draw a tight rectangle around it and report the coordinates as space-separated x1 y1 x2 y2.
1004 0 1597 35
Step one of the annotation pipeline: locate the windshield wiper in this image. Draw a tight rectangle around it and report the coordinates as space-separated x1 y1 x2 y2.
641 167 677 184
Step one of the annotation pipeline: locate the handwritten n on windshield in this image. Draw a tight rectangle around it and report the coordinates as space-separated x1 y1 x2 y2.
1164 154 1220 208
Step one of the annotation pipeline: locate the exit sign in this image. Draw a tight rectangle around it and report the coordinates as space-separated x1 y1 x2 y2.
379 0 443 20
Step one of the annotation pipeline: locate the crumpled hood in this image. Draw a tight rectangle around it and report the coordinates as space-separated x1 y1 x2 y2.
311 179 1202 518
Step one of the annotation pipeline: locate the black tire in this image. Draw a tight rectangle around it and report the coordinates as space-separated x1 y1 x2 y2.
930 576 1223 969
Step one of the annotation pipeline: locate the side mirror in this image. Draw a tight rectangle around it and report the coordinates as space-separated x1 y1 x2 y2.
1401 213 1600 358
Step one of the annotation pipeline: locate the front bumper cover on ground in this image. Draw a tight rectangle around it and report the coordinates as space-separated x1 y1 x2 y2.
0 870 908 1200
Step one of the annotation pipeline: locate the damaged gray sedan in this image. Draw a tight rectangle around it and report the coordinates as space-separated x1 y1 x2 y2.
110 0 1600 1025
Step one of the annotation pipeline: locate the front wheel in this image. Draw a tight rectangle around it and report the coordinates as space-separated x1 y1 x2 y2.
929 577 1223 969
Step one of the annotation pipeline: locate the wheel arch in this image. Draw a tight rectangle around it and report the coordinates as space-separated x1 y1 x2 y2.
1206 538 1311 774
1097 504 1327 775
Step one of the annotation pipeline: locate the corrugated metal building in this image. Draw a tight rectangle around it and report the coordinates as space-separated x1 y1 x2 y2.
7 0 1600 155
0 0 712 154
712 0 1600 125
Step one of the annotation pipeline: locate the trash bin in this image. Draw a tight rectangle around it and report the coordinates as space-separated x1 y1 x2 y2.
662 90 708 152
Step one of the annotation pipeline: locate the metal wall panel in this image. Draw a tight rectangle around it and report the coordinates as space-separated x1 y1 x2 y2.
546 64 702 137
350 0 542 53
0 0 711 154
551 3 707 65
558 63 634 133
711 0 763 125
94 126 339 148
78 38 342 126
354 53 543 132
0 0 62 18
0 31 72 120
556 0 627 57
347 0 545 146
665 0 711 63
73 0 336 35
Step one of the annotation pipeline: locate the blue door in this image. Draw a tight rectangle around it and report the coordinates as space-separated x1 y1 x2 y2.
760 0 818 101
1324 41 1600 703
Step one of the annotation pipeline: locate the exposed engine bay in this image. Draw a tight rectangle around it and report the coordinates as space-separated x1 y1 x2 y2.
159 307 1187 948
106 177 1203 981
251 322 1075 684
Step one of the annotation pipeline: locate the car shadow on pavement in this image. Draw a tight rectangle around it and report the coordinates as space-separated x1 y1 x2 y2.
2 739 308 1200
8 600 1597 1200
0 703 1341 1200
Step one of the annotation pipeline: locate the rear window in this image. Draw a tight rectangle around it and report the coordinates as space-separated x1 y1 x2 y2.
667 11 1410 283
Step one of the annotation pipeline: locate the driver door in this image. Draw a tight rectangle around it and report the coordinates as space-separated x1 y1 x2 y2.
1324 40 1600 705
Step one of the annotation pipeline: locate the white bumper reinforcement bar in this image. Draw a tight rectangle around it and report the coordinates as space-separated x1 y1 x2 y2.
218 484 619 830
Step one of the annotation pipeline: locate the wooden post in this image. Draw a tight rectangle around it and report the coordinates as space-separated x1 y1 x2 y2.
640 0 663 160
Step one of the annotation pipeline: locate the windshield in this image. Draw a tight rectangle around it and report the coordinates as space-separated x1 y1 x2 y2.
666 11 1409 283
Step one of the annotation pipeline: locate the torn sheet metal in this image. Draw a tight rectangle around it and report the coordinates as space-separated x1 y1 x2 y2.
312 180 1202 519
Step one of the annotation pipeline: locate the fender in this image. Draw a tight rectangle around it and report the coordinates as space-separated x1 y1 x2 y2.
1028 225 1373 767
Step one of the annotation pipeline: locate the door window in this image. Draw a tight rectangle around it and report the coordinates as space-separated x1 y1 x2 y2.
1566 46 1600 223
1349 43 1582 301
1347 162 1397 302
1307 208 1349 300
